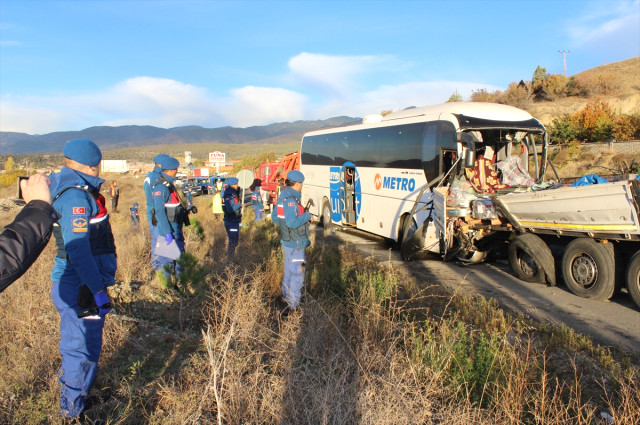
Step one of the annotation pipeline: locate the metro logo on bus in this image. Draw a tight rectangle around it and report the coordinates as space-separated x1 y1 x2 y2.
374 173 383 190
374 173 416 192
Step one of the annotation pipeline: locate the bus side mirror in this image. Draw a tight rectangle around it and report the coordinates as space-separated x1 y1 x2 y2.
464 149 476 168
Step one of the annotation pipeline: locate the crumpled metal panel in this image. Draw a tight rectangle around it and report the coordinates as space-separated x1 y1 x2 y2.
497 181 640 233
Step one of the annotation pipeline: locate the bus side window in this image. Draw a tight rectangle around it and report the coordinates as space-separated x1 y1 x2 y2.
354 129 380 166
422 124 438 181
335 134 350 164
301 136 318 165
317 135 335 165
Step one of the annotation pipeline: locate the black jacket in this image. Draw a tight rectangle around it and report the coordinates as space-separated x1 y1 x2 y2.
0 200 59 292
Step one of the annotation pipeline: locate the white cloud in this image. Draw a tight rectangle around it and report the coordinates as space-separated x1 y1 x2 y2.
0 99 69 135
0 59 501 135
314 80 502 119
97 77 220 128
566 0 640 56
288 52 403 97
0 77 308 133
221 86 307 127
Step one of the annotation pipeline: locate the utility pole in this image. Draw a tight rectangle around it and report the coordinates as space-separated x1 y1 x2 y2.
558 50 570 77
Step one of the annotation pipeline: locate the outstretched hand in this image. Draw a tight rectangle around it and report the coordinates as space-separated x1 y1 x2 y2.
21 174 51 204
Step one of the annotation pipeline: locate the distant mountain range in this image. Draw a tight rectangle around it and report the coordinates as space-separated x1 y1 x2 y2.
0 116 361 154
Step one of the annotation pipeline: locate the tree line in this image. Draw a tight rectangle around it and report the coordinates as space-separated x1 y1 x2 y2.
447 65 640 144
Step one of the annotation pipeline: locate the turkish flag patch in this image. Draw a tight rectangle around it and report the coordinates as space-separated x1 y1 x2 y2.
72 207 86 214
153 191 161 196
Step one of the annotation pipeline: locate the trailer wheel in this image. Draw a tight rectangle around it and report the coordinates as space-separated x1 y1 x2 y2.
508 233 553 284
321 199 333 229
561 239 615 300
625 251 640 309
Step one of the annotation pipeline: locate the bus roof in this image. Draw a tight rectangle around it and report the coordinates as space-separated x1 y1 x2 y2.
304 102 543 138
383 102 536 122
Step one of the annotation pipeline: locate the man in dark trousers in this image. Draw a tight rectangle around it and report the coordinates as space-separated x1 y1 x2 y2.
222 176 242 257
48 138 117 420
0 174 59 292
109 180 119 212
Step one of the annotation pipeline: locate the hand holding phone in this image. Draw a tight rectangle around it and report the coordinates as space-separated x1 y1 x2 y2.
18 174 52 204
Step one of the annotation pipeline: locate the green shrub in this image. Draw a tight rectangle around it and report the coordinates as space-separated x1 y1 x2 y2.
549 114 578 144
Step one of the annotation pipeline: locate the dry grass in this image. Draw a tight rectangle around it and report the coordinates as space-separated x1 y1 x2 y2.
0 173 639 424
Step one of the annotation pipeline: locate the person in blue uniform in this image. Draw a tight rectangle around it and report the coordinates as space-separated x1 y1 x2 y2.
271 170 312 310
250 180 264 222
151 156 187 283
222 177 242 257
130 202 139 228
48 138 117 419
144 154 169 273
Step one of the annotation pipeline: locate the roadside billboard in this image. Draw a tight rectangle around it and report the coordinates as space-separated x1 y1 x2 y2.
209 151 226 163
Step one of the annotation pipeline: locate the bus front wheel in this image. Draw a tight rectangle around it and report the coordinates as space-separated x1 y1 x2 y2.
322 199 333 229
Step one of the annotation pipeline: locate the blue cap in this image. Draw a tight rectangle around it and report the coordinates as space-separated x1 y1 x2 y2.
153 154 169 164
226 177 239 185
159 156 180 170
133 202 139 206
63 138 102 166
287 170 305 183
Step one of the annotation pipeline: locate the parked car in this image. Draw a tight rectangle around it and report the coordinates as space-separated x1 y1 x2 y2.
197 177 214 195
182 182 202 197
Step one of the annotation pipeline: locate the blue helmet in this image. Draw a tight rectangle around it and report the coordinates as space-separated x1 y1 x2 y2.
63 138 102 166
159 156 179 170
287 170 305 183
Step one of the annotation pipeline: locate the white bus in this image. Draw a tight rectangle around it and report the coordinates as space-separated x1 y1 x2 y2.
299 102 548 260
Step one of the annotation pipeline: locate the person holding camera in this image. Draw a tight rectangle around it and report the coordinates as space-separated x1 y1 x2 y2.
48 138 117 419
0 174 60 292
151 156 190 284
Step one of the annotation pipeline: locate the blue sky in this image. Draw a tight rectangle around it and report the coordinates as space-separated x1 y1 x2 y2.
1 0 638 135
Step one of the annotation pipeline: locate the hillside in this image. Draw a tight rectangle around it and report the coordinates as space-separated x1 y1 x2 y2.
0 116 360 155
529 57 640 125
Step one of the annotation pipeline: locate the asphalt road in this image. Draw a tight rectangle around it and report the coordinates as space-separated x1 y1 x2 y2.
313 224 640 356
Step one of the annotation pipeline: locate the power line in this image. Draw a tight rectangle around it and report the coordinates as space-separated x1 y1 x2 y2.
558 50 570 77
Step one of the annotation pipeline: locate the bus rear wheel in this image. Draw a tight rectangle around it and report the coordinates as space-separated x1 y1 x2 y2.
561 239 615 300
625 251 640 309
322 199 333 229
